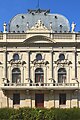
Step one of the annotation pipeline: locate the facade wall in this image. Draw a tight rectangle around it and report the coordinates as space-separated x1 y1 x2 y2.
0 90 79 108
0 33 80 108
2 48 77 84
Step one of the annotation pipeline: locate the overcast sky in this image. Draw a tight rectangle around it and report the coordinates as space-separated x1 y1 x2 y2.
0 0 80 31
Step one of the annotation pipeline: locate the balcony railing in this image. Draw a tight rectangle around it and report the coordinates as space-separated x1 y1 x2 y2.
2 82 78 87
1 82 79 90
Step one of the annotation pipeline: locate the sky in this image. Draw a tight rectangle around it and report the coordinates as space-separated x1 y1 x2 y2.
0 0 80 31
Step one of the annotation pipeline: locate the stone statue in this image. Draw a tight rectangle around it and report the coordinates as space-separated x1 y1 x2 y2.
3 22 7 33
71 22 76 32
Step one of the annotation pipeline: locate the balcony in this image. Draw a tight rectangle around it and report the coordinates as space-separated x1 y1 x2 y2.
1 82 79 91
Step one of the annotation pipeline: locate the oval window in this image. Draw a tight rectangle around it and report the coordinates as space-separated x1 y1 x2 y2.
13 53 19 61
36 54 42 61
59 54 65 60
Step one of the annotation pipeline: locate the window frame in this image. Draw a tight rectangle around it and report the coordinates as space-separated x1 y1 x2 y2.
13 93 20 105
35 68 44 83
58 68 66 83
12 68 21 83
59 93 66 105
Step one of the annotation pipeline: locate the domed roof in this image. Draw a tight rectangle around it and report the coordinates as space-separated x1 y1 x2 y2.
9 9 70 33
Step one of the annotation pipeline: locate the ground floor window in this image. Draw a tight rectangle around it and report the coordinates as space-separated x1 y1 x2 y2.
59 93 66 105
35 94 44 108
13 93 20 105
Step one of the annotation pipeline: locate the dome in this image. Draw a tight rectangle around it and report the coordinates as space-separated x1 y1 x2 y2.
9 9 70 33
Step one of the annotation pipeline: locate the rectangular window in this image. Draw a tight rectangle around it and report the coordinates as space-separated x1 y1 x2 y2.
59 93 66 105
35 94 44 108
13 93 20 105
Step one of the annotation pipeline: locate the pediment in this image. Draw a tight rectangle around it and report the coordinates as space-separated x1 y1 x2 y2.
27 19 50 33
24 35 55 44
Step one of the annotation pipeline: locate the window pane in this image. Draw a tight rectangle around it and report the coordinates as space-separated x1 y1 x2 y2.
36 54 42 61
58 68 66 83
59 93 66 105
13 53 19 60
59 54 65 60
35 68 44 83
13 93 20 105
12 68 21 83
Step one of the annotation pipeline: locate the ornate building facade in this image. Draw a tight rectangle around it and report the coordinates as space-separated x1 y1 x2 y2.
0 9 79 108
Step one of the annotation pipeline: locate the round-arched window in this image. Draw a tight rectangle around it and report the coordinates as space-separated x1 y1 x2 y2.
35 68 44 83
58 68 66 83
36 54 42 61
12 68 21 83
59 54 65 61
13 53 19 61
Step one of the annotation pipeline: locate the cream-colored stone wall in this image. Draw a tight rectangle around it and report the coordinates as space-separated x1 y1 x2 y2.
0 90 79 108
0 33 80 108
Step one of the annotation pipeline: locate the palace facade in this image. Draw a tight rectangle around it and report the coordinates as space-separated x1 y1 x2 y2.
0 9 80 108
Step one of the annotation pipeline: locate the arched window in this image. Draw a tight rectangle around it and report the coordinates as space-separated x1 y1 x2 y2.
35 68 44 83
36 54 42 61
58 68 66 83
12 68 21 83
13 53 19 61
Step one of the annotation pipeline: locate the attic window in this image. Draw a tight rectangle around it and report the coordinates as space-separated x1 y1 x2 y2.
32 13 35 15
44 13 47 16
60 25 63 28
16 25 19 28
22 15 25 19
60 25 63 32
55 16 58 19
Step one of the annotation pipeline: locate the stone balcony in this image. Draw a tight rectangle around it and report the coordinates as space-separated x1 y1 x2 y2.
1 82 79 91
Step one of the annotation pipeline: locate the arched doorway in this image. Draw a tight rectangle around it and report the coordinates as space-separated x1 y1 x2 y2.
35 68 44 84
58 68 66 83
12 68 21 83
